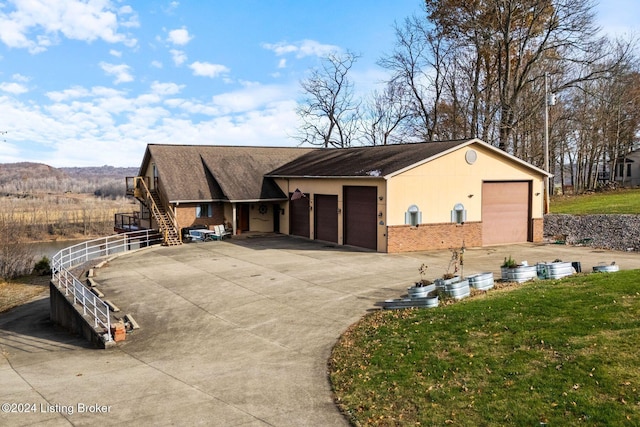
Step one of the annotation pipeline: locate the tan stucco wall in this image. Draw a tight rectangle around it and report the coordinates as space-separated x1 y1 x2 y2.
248 203 275 232
386 143 545 226
273 178 387 251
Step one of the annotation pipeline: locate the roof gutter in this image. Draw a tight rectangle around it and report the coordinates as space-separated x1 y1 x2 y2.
170 198 289 204
265 175 385 179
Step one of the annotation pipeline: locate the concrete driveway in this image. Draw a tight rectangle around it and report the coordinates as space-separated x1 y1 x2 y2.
2 236 640 426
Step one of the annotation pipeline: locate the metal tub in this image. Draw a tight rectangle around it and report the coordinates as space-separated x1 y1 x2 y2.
467 272 494 290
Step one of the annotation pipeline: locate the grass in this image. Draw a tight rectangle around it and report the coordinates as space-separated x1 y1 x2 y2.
330 271 640 426
551 189 640 214
0 276 49 313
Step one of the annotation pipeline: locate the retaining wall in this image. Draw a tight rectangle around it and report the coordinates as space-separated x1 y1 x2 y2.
544 214 640 252
49 282 112 349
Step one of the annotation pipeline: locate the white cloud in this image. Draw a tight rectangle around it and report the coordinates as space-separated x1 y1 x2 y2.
0 82 28 94
277 58 287 69
170 49 187 66
118 5 139 29
163 1 180 15
151 81 184 96
109 49 122 57
163 98 220 116
262 39 339 58
0 78 302 167
0 0 138 53
46 86 91 102
189 61 229 78
11 73 30 83
167 27 192 45
211 82 296 113
99 62 134 84
150 60 163 68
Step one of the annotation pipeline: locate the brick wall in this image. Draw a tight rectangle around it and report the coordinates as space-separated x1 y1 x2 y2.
175 202 225 231
532 218 544 242
388 222 483 253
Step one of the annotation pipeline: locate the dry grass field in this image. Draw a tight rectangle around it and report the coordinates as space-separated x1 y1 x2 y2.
0 192 135 241
0 277 48 313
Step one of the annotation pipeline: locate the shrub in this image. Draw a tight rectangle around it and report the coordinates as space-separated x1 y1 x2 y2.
0 221 36 279
32 256 51 276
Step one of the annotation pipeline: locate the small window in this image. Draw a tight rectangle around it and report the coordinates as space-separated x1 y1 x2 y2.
405 204 422 226
451 203 466 224
196 203 212 218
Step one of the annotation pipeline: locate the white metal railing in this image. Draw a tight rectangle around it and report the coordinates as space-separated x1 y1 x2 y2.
51 229 162 343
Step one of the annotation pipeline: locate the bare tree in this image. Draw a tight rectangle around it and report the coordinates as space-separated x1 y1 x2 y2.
0 220 34 280
296 51 362 148
378 15 451 141
362 81 412 145
426 0 605 149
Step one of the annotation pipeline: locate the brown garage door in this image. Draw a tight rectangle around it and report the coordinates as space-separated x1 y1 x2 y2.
482 181 531 245
343 186 377 250
290 193 310 237
315 194 338 243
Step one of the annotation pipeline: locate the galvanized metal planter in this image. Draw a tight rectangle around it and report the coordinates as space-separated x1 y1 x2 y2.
383 295 439 310
407 283 436 298
544 261 575 279
506 265 538 283
593 263 619 273
467 272 494 290
434 276 461 289
443 279 470 299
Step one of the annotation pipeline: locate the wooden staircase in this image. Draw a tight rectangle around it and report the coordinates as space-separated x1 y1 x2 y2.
149 190 182 246
132 177 181 246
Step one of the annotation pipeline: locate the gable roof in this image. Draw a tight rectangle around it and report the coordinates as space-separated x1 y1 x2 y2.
267 138 551 179
143 145 315 203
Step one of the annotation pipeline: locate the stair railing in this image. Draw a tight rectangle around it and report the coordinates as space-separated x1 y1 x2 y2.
134 176 181 244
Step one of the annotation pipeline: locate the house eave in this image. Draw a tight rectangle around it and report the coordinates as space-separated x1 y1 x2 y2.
228 198 289 203
170 198 289 204
170 199 227 204
382 138 552 179
265 175 385 180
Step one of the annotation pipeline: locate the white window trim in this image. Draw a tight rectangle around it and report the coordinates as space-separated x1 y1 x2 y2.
405 204 422 226
451 203 467 224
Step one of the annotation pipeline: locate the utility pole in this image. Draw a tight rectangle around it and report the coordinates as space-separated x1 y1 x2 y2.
544 73 555 214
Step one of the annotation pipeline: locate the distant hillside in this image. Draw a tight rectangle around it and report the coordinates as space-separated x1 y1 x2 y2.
0 162 67 185
60 165 139 180
0 162 138 197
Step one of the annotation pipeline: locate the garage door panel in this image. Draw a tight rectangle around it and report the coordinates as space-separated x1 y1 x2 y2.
482 182 530 245
290 194 310 238
315 194 338 243
344 186 377 250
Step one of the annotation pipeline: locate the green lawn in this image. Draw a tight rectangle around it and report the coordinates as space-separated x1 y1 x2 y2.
551 189 640 214
330 271 640 426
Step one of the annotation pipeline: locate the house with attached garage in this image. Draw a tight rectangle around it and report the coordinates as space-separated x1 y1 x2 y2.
117 138 550 252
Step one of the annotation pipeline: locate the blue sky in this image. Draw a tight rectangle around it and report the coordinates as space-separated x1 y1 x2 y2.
0 0 637 167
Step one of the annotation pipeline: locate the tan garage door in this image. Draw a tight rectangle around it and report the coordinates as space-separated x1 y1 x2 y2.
482 181 530 245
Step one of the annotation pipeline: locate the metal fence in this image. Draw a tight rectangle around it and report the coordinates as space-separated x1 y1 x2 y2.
51 230 162 343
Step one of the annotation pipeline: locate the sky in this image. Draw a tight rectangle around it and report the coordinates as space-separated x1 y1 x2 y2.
0 0 637 167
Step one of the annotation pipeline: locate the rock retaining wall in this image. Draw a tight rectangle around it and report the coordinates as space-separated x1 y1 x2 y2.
544 214 640 252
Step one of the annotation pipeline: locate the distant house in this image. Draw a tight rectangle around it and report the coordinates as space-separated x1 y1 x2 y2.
119 139 550 252
614 150 640 187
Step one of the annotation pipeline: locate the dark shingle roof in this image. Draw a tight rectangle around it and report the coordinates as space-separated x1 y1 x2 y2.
267 140 472 177
145 145 315 202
